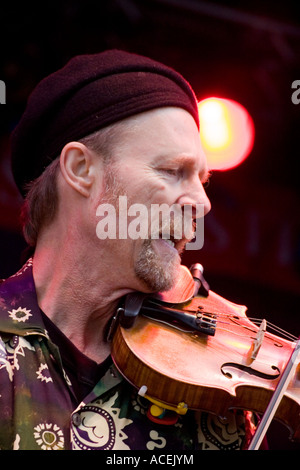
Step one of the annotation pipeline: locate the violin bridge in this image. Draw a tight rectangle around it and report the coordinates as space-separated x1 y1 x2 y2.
249 319 267 361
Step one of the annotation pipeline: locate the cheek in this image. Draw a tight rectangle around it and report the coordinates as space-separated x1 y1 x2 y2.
128 180 167 205
107 162 176 207
146 184 178 206
130 173 172 202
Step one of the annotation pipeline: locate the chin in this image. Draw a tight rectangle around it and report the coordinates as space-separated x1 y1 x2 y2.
134 240 181 293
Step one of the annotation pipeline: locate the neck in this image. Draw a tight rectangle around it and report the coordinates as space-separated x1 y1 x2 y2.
32 233 132 363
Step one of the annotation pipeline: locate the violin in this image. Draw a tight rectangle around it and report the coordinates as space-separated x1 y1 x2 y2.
109 263 300 448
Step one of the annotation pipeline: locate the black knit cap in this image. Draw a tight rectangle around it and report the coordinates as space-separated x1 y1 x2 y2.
11 49 199 197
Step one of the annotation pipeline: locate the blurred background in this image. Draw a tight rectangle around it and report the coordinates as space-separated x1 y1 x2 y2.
0 0 299 449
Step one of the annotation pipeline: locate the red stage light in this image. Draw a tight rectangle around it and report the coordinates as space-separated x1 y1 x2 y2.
198 97 255 170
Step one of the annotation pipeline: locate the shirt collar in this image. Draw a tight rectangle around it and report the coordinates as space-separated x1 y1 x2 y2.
0 258 48 337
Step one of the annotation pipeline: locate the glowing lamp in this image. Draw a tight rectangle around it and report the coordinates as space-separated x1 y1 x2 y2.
198 97 255 170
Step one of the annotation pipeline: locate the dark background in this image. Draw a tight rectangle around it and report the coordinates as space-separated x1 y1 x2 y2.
0 0 300 449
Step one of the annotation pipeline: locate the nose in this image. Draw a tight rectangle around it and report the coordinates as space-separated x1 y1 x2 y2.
177 178 211 219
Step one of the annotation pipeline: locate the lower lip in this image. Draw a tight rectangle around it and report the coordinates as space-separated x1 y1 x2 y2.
152 238 179 256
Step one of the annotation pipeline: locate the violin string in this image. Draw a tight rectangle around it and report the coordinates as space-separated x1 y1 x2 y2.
249 319 297 342
147 302 298 341
196 311 298 342
143 312 298 346
239 315 298 341
143 313 256 341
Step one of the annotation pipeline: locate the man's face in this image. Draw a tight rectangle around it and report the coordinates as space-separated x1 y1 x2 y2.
94 107 211 293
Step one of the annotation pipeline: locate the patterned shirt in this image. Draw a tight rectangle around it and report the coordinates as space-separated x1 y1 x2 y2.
0 259 251 450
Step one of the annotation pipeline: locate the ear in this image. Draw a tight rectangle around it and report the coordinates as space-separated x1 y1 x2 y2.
59 142 96 197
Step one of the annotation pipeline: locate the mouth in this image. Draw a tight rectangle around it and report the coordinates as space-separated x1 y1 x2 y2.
159 236 178 251
156 231 193 255
149 218 196 256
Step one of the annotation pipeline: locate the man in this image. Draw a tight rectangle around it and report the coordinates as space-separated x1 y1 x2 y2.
0 50 253 450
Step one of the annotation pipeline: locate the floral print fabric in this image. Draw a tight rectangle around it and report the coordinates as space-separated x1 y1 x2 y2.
0 259 248 450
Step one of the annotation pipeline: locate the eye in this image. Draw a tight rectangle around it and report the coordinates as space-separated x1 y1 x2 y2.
159 168 184 178
162 169 177 176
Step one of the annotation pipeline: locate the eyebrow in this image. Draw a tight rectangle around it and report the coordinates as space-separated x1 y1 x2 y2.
152 153 212 184
153 153 202 169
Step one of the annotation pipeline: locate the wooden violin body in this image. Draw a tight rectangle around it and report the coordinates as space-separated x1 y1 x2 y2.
110 266 300 441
